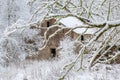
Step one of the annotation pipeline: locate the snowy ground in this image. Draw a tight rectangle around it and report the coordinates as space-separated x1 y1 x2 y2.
0 54 120 80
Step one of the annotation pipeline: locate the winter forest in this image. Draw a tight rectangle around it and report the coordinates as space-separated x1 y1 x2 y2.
0 0 120 80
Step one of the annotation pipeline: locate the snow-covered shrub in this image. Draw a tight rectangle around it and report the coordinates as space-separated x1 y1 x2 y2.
0 37 24 66
58 36 76 59
0 20 43 66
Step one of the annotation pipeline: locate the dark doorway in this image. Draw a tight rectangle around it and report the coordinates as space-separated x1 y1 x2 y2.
50 48 56 58
118 47 120 51
47 21 50 27
81 35 84 41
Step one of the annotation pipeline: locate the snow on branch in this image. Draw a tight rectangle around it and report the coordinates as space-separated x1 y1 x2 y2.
47 13 120 28
39 25 66 51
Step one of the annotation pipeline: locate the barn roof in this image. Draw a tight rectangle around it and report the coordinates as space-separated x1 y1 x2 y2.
59 16 99 34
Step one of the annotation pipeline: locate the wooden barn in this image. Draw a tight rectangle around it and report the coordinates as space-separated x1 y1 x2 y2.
26 16 98 60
